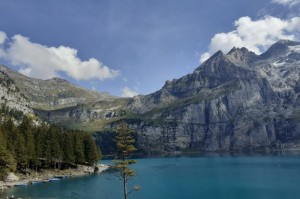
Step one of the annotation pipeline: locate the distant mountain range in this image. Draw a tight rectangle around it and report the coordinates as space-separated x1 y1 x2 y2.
1 40 300 153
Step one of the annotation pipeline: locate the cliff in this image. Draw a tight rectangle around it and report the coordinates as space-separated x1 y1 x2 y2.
0 70 32 116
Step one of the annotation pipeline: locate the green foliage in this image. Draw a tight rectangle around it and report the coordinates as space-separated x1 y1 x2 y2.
116 122 137 160
94 130 117 155
113 121 139 199
62 132 75 165
83 133 102 165
0 116 102 177
74 132 86 165
0 129 16 180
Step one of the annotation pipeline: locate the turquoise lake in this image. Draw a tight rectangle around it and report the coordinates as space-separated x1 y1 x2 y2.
2 154 300 199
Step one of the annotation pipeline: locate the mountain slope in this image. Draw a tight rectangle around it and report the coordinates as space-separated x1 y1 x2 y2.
0 65 116 110
0 70 32 116
0 65 128 131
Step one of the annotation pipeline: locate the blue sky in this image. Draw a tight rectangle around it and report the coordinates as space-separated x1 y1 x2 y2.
0 0 299 97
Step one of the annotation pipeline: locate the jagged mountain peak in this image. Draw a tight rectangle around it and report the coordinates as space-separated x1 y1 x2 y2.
275 39 300 46
47 77 69 83
194 50 225 72
226 46 258 66
260 39 300 59
227 46 248 54
208 50 224 60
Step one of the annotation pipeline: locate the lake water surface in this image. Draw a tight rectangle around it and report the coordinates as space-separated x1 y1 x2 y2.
2 154 300 199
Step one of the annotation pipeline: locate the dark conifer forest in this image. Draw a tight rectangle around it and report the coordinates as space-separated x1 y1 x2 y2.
0 115 101 180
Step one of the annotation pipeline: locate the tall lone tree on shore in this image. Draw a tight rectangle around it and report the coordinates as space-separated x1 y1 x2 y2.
114 121 140 199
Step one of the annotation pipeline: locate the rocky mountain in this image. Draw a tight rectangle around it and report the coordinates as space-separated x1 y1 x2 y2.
0 64 128 131
0 69 32 116
0 65 116 110
124 40 300 153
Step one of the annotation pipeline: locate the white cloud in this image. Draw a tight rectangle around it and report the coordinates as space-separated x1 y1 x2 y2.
0 31 6 45
121 87 139 97
200 16 300 63
200 53 210 63
0 31 7 57
0 32 120 81
272 0 300 6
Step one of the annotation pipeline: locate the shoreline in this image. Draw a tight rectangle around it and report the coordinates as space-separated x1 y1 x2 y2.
0 164 109 191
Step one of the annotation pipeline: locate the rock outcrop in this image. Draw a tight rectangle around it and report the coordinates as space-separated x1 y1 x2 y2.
0 70 32 115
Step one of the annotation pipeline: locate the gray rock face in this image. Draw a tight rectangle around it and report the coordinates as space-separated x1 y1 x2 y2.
0 70 32 114
127 40 300 153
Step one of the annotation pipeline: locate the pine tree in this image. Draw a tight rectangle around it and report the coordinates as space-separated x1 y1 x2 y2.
19 116 36 170
49 126 62 169
2 118 17 153
62 132 75 167
114 121 140 199
14 132 28 171
33 124 48 170
74 131 85 165
83 133 101 166
0 129 16 180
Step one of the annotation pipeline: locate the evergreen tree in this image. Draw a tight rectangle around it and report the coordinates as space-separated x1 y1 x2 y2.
114 121 140 199
2 118 17 153
33 124 48 170
14 132 28 171
0 129 16 179
42 126 52 167
49 126 63 169
83 133 101 166
74 131 85 165
62 132 75 167
19 116 36 170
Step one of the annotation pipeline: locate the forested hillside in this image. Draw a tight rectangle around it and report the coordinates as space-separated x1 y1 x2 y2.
0 115 101 180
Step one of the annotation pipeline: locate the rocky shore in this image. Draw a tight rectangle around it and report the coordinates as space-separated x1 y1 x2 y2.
0 164 109 191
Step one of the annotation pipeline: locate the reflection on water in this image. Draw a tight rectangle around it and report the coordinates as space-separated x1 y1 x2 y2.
151 163 179 170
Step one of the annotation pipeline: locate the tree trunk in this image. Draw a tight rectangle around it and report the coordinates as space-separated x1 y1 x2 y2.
123 176 127 199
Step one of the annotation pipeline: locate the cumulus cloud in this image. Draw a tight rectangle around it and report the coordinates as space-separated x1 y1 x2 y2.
199 53 210 63
200 16 300 63
272 0 300 6
0 32 120 80
0 31 7 57
0 31 6 45
121 87 139 97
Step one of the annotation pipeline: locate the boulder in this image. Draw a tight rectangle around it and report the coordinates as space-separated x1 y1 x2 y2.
5 172 19 182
